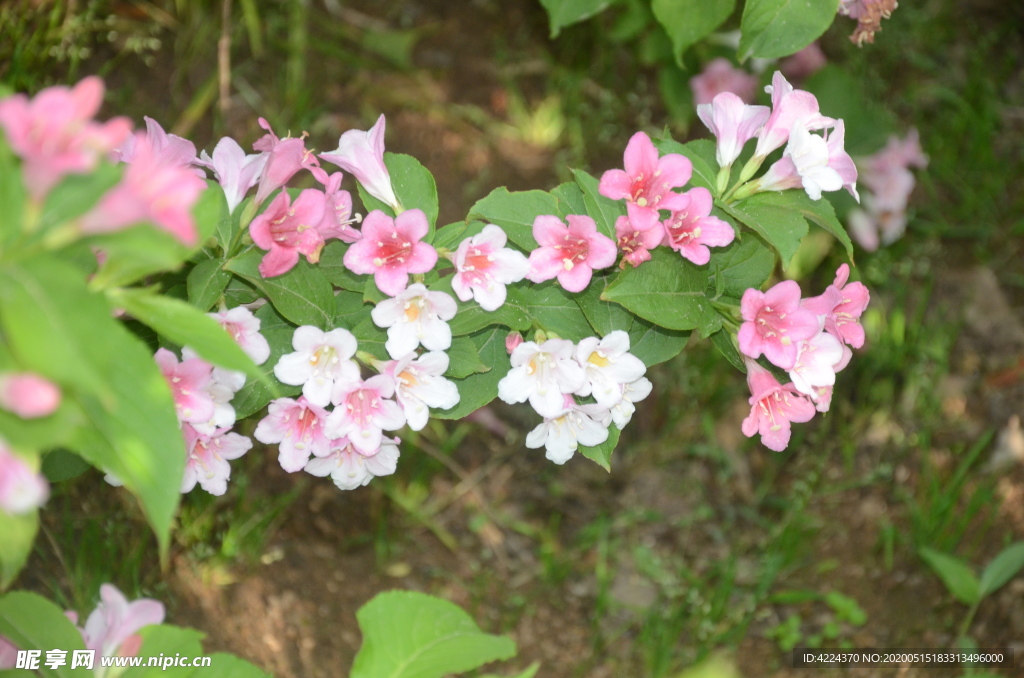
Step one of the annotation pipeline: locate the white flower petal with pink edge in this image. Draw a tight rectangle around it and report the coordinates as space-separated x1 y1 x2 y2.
305 436 401 491
326 375 406 455
498 338 587 419
180 424 252 496
370 283 458 359
274 326 359 407
451 224 529 311
574 331 647 407
82 583 165 660
610 376 653 429
525 395 611 465
0 441 49 514
254 396 333 472
788 328 845 397
209 306 271 365
384 352 460 431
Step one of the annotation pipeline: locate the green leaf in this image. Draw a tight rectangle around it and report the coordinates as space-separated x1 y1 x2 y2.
520 282 594 339
350 590 517 678
551 182 587 218
575 274 635 336
225 250 335 329
231 303 300 419
190 182 228 247
434 327 511 420
41 449 91 483
352 318 390 363
480 663 541 678
0 511 37 590
602 249 722 337
571 169 625 239
738 0 839 60
335 289 373 330
652 0 736 67
186 259 232 311
629 317 690 367
653 138 720 195
86 225 190 290
538 0 615 37
767 190 855 261
720 192 810 266
358 153 440 234
432 276 532 336
707 237 774 298
431 222 470 250
446 337 490 378
710 327 745 372
0 592 85 678
123 625 205 678
223 276 260 307
979 542 1024 598
203 654 272 678
216 197 249 252
919 547 981 605
468 188 560 251
579 425 620 471
319 241 365 291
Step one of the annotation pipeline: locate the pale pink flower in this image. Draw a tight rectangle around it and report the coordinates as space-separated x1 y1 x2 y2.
741 360 816 452
326 375 406 456
574 331 647 408
525 394 611 465
851 129 927 248
80 131 206 245
180 423 252 496
254 396 333 472
274 326 359 408
249 188 327 278
154 348 215 425
526 215 616 292
609 376 653 429
82 584 164 660
825 121 859 200
115 116 198 171
754 72 835 159
320 114 400 210
780 43 827 82
178 347 240 436
615 215 662 268
738 280 820 370
498 338 587 418
343 209 438 296
0 636 16 669
506 331 524 354
690 58 760 106
788 327 845 397
196 136 268 213
370 283 458 359
599 131 693 231
208 306 270 365
315 171 361 243
847 207 881 251
697 92 771 168
801 264 870 349
0 372 61 418
0 442 49 514
661 188 735 265
252 117 318 205
451 224 530 311
384 351 461 431
811 385 834 413
304 436 400 491
0 76 132 199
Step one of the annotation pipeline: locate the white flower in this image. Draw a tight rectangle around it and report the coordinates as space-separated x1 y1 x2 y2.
386 351 460 431
785 124 843 201
574 331 647 407
371 283 458 359
451 224 529 311
788 328 845 397
274 326 359 407
304 436 400 490
498 338 587 418
525 396 611 464
610 376 653 429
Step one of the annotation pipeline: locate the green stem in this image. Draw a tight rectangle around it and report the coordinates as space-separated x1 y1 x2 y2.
957 600 981 645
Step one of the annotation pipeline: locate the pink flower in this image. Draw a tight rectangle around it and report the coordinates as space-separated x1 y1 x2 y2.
316 171 361 243
696 92 771 168
756 122 857 202
506 332 524 354
196 136 268 213
738 280 820 370
383 351 461 431
115 116 198 171
82 584 164 659
180 424 251 496
154 348 215 425
780 43 827 82
0 441 49 514
326 375 406 456
801 264 870 349
254 396 333 472
0 372 61 418
0 636 16 669
615 215 662 268
754 72 835 159
526 215 617 292
741 360 816 452
451 224 530 311
599 131 693 231
851 129 927 248
80 132 206 245
208 306 270 365
252 117 317 205
249 188 327 278
661 188 735 265
690 58 760 106
320 114 399 210
304 436 400 491
343 209 438 297
0 76 132 199
274 326 359 408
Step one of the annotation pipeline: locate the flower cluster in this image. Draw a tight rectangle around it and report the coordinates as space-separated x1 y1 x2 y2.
738 265 870 451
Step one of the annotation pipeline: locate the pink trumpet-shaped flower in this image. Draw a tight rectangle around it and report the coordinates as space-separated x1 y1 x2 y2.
527 214 616 292
80 132 206 245
801 264 870 349
741 360 816 452
115 116 198 171
196 136 268 213
738 280 820 370
754 72 835 159
252 117 317 205
0 441 49 514
180 423 251 496
451 224 530 311
255 396 333 472
304 436 400 491
690 58 760 106
208 306 270 365
82 584 165 660
599 131 693 231
661 188 735 265
825 121 858 200
154 348 215 425
506 331 524 354
343 209 438 297
615 215 662 268
316 171 361 243
0 76 132 199
326 375 406 456
320 114 400 210
697 92 771 168
0 372 61 418
249 188 327 278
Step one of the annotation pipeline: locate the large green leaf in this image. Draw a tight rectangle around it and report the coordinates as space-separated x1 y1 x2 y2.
551 182 587 218
186 259 232 311
467 188 560 251
0 592 85 678
225 249 335 329
652 0 736 67
434 327 511 420
350 591 517 678
574 273 635 336
653 138 720 195
446 336 490 379
520 282 594 339
319 241 366 292
738 0 839 60
539 0 616 37
766 189 854 261
602 249 722 337
707 237 774 298
919 547 980 606
0 511 37 590
979 542 1024 598
38 163 121 234
628 317 691 367
123 625 206 678
710 327 746 372
357 152 439 234
571 169 625 239
202 654 272 678
720 192 810 267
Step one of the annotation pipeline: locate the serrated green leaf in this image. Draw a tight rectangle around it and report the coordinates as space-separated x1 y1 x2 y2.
446 336 490 378
319 241 365 291
186 259 232 311
738 0 839 60
225 250 335 329
572 168 625 239
708 237 774 298
579 424 620 471
710 327 746 372
468 188 560 251
628 317 690 366
539 0 615 37
520 281 594 339
551 182 587 218
434 327 511 420
575 273 635 336
720 192 810 266
653 138 720 195
979 542 1024 598
0 511 37 590
335 289 373 331
352 317 390 362
919 547 981 605
652 0 736 67
769 189 854 261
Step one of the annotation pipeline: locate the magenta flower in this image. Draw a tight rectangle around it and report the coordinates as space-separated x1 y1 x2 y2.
316 171 361 243
0 76 132 199
451 224 530 311
80 132 206 245
208 306 270 365
741 360 816 452
738 280 820 370
320 114 400 210
254 396 333 473
304 436 400 491
801 264 870 349
527 215 617 292
696 92 770 169
154 348 215 425
252 117 317 205
326 375 406 456
0 372 61 419
0 441 49 514
599 131 693 231
196 136 268 213
689 58 760 106
661 188 735 265
754 72 835 160
180 424 251 496
115 116 198 171
615 215 662 268
249 188 327 278
343 209 438 297
82 583 164 660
